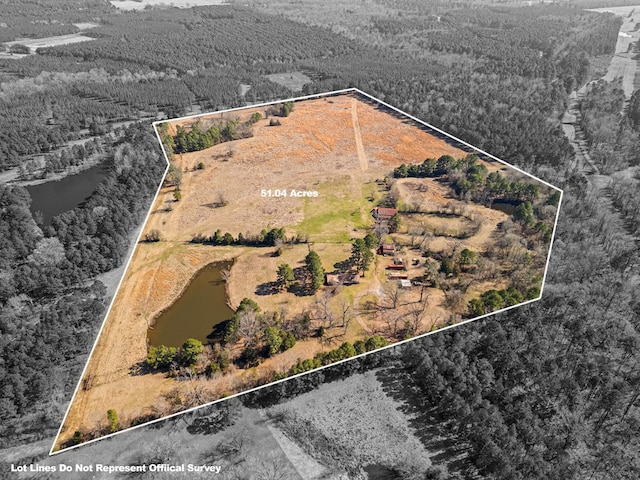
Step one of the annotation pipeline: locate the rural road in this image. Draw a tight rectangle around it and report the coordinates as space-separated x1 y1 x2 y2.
563 6 640 177
561 89 600 175
590 5 640 100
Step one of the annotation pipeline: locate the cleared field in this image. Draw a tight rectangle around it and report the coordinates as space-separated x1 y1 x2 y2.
265 71 312 92
272 369 432 474
41 407 307 479
4 34 95 53
37 369 430 478
55 91 549 451
589 6 640 99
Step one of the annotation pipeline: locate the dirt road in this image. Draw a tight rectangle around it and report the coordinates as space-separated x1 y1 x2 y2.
351 98 369 171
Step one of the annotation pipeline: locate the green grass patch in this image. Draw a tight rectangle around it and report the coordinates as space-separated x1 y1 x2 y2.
293 178 374 243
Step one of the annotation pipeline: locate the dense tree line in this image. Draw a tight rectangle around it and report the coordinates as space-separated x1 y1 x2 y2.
41 138 105 176
0 89 133 170
288 336 389 376
37 6 364 73
182 72 245 111
0 0 112 43
72 78 195 113
0 123 165 447
394 154 542 203
579 79 640 174
191 227 308 248
172 118 253 154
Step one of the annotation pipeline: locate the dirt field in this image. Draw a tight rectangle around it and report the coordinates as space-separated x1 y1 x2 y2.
55 91 539 451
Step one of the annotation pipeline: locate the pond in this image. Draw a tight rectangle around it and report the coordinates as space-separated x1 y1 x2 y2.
489 199 519 215
26 161 112 226
147 261 234 348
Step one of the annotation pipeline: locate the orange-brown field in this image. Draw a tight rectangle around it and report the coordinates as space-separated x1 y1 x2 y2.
55 91 542 450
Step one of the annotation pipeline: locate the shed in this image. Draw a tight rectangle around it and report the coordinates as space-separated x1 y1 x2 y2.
371 207 398 221
377 244 396 256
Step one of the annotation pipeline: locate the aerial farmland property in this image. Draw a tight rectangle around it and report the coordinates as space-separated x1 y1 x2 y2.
54 89 559 451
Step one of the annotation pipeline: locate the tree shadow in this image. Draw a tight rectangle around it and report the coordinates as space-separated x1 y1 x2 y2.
207 319 232 343
333 258 353 273
186 409 236 436
256 280 280 296
128 361 149 377
201 202 227 209
288 266 314 296
288 281 313 297
375 365 471 475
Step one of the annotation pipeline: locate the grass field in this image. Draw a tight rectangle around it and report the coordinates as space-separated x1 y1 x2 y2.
270 369 432 476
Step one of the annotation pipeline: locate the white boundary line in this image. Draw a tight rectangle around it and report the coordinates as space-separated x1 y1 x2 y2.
51 87 563 455
49 128 170 456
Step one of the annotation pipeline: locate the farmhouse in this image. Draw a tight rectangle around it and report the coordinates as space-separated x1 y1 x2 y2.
371 207 398 221
325 272 361 286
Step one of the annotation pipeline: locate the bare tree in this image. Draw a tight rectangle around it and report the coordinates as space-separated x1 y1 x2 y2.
220 267 231 282
443 288 466 313
426 312 444 332
237 310 261 346
408 226 422 247
408 290 432 336
380 308 394 336
446 239 464 258
338 298 354 334
419 228 433 251
215 188 228 207
254 452 294 480
381 280 404 310
314 290 336 328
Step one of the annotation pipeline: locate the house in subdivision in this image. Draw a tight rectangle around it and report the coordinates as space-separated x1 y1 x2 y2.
371 207 398 221
325 272 361 286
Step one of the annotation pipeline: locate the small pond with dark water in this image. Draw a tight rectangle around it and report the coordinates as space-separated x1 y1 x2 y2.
26 161 112 225
147 261 234 348
489 199 519 215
